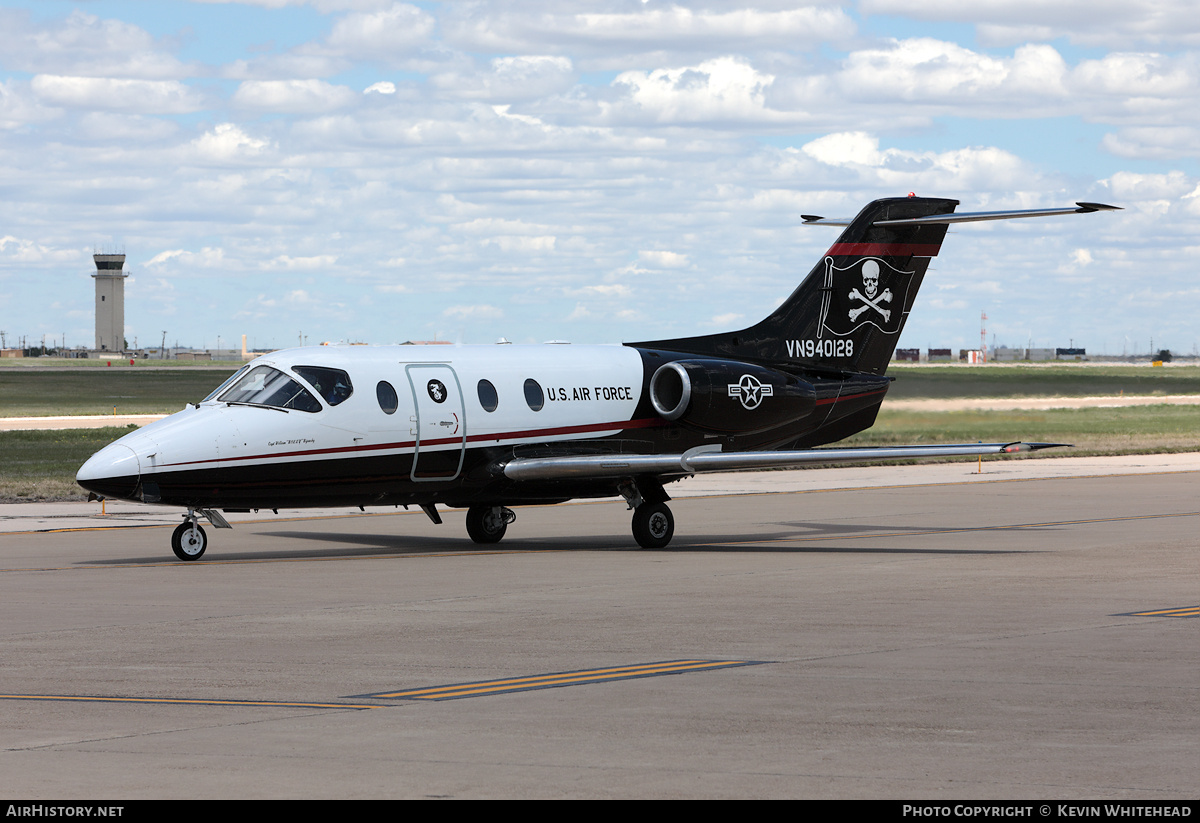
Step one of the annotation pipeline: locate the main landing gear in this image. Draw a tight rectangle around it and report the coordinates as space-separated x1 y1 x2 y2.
466 505 516 544
620 478 676 549
631 501 674 549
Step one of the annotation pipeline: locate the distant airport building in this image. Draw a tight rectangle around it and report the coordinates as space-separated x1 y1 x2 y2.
990 347 1058 362
92 253 127 352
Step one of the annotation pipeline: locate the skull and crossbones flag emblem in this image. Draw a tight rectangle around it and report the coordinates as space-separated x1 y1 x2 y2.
818 256 914 337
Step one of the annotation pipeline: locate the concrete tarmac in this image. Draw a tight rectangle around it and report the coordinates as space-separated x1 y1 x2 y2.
1 455 1197 798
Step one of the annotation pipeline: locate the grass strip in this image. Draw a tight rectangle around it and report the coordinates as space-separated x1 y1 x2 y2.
1 426 140 502
846 404 1200 456
886 365 1200 399
0 369 237 417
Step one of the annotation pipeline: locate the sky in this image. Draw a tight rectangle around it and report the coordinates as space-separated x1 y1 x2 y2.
1 0 1198 356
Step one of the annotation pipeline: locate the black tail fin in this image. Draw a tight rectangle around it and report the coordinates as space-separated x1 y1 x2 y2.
633 196 958 375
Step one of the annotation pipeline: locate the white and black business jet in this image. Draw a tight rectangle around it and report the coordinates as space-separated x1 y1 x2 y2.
77 195 1119 560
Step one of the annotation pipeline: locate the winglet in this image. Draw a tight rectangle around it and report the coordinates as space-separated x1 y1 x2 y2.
801 214 853 226
1001 442 1073 453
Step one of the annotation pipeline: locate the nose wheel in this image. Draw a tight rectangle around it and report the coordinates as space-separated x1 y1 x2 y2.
171 519 208 561
632 502 674 549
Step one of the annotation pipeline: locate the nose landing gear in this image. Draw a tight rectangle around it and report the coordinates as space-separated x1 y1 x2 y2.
171 515 208 561
168 509 229 561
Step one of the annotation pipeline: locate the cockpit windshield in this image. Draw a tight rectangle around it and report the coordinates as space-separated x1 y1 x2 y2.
217 365 322 412
203 365 250 403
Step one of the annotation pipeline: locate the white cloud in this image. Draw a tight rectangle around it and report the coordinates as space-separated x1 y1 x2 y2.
31 75 204 113
443 4 857 60
1 2 1197 355
0 80 61 129
222 53 350 82
432 56 575 101
800 132 1029 192
325 3 437 59
1101 127 1200 160
1104 170 1193 201
802 132 883 167
189 124 272 163
709 312 745 327
1 9 192 79
145 248 226 268
838 38 1012 102
860 0 1200 48
614 57 781 124
233 79 359 113
567 284 632 299
637 250 690 268
264 255 339 270
482 235 556 252
1072 52 1195 101
0 236 82 265
75 112 178 141
199 1 398 10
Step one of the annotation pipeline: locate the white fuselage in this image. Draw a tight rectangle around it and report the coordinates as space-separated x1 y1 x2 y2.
78 343 649 504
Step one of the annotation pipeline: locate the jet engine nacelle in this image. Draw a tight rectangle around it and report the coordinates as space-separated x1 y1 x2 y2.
648 359 817 434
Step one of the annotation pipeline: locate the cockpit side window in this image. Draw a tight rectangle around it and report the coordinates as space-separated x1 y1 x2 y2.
293 366 354 406
203 365 250 403
218 365 322 412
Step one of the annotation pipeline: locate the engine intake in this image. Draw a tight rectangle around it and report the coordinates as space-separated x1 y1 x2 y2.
649 359 816 434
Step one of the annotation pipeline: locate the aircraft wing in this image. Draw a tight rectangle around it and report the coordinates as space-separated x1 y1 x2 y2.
501 442 1065 481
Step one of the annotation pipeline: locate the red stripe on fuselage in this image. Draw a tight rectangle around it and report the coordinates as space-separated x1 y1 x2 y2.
826 242 942 258
155 417 667 470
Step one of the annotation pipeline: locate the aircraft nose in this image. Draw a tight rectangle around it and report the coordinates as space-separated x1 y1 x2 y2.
76 443 141 501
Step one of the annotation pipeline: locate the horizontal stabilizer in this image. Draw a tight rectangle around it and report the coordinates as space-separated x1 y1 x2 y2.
501 442 1068 481
803 202 1120 228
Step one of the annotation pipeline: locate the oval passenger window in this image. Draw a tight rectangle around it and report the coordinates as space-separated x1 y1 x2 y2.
376 381 398 415
478 379 498 412
524 378 544 412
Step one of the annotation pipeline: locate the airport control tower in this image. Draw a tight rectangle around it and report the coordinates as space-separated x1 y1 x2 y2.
92 253 127 352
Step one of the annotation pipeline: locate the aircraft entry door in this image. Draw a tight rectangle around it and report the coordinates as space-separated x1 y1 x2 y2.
405 364 466 482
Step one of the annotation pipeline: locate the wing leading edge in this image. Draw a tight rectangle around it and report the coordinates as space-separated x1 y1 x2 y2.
501 442 1067 481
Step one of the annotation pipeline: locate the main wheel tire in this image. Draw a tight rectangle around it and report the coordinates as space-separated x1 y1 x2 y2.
466 505 508 544
171 521 208 561
632 502 674 549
